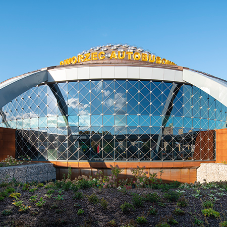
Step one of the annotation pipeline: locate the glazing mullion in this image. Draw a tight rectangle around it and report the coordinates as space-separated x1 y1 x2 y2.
102 80 103 160
114 80 115 161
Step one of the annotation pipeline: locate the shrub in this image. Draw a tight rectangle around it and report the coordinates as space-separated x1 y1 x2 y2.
12 200 23 207
2 209 12 216
88 193 99 204
77 209 84 215
100 198 108 209
35 197 46 207
173 208 185 215
120 202 134 213
55 180 63 188
44 182 55 189
164 190 180 202
194 217 204 226
136 215 147 224
22 183 30 191
132 193 144 207
29 188 38 193
62 180 72 191
37 183 44 187
5 187 15 193
131 166 149 187
106 219 117 226
0 191 8 197
148 206 157 215
19 204 31 212
47 189 55 194
220 221 227 227
202 200 214 208
78 179 92 189
54 195 64 201
71 184 78 192
74 192 83 200
29 195 38 202
202 208 220 218
177 196 188 207
167 216 178 225
9 192 21 200
145 192 160 202
110 165 123 178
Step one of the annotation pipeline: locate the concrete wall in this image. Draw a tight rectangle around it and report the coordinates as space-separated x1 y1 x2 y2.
197 163 227 183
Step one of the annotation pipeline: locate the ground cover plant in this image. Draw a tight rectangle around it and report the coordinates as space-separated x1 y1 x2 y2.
1 165 227 226
0 155 32 167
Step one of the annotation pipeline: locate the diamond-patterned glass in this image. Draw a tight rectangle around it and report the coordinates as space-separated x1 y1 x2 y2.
1 79 226 161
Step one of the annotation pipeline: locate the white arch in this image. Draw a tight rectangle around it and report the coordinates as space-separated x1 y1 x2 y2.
0 69 48 109
183 69 227 107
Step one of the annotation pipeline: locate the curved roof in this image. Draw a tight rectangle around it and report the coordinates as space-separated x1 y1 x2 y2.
1 44 227 109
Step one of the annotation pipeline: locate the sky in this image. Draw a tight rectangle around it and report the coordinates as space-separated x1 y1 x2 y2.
0 0 227 82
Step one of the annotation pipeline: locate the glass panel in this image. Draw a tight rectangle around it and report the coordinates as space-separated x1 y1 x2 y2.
2 80 223 162
91 115 102 126
115 115 126 126
127 115 138 127
103 115 114 126
79 115 90 126
68 116 78 127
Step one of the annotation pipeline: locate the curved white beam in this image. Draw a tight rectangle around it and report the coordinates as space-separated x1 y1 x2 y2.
0 70 48 109
47 65 184 83
183 69 227 107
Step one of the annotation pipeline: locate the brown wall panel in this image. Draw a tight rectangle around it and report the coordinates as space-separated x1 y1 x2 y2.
0 127 16 161
215 128 227 163
56 166 198 183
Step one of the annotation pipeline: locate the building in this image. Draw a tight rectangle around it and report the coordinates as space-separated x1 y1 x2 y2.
0 44 227 182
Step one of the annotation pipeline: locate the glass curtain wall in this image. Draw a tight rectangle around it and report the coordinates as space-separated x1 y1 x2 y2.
1 80 227 161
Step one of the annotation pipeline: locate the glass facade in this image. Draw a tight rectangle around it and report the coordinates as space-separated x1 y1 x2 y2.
1 79 227 161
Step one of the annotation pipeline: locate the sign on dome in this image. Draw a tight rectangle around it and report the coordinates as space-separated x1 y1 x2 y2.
60 50 176 66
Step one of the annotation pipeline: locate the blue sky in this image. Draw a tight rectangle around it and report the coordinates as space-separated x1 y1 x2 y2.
0 0 227 82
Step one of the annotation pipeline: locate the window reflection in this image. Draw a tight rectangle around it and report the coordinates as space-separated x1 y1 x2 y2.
0 79 224 162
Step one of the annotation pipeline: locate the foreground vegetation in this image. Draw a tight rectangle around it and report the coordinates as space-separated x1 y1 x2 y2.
0 164 227 226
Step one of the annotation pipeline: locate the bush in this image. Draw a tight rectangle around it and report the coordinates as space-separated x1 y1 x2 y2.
74 192 83 200
37 183 44 187
164 191 180 202
148 206 157 215
167 216 178 225
22 183 30 191
202 208 220 218
62 181 72 191
100 198 108 209
106 220 117 226
194 217 204 226
120 202 134 213
136 215 147 224
145 192 160 202
47 189 55 194
5 187 15 193
177 196 188 207
220 221 227 227
77 209 84 215
55 180 63 188
132 193 144 207
2 209 12 216
78 179 92 189
202 200 214 209
173 208 185 215
87 193 99 204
